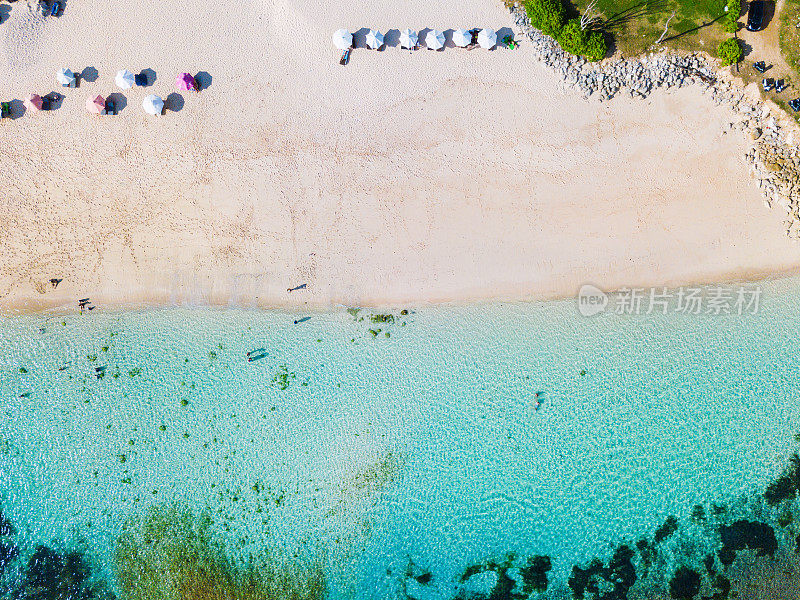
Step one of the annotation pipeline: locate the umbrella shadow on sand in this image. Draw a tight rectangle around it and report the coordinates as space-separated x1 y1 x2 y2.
383 29 401 48
497 26 515 47
352 27 369 49
107 92 127 114
80 66 99 83
45 92 64 110
166 92 184 113
137 68 156 87
443 29 458 49
418 27 430 48
8 99 24 119
195 71 212 90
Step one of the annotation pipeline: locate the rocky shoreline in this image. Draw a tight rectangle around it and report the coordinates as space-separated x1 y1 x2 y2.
509 3 800 240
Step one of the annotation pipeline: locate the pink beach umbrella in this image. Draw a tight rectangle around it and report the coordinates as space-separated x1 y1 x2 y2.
24 93 44 112
176 72 197 91
86 95 105 114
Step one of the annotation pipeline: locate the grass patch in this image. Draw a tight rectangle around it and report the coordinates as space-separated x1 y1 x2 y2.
510 0 729 57
780 0 800 74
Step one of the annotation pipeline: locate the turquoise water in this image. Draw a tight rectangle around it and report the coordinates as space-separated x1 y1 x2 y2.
2 281 800 599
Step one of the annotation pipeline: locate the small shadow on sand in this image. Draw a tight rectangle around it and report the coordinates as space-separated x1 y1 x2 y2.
497 26 514 46
352 26 369 49
166 92 184 112
418 27 434 50
137 68 156 87
45 92 64 110
80 66 98 83
9 98 24 119
443 28 458 49
384 28 401 48
108 92 127 113
195 71 212 90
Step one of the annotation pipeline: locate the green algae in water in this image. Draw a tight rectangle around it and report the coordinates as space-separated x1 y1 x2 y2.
271 365 296 390
114 502 325 600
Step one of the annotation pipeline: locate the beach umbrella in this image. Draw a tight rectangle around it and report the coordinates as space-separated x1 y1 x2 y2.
365 29 384 50
399 28 418 49
478 28 497 49
452 28 471 47
425 29 445 50
176 72 196 91
142 94 164 116
86 95 105 114
56 68 75 86
115 69 135 90
24 93 44 112
332 28 352 50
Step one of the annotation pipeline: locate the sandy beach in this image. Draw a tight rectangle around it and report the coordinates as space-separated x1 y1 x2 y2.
1 0 800 311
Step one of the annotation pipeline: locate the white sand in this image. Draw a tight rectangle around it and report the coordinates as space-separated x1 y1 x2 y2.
0 0 799 311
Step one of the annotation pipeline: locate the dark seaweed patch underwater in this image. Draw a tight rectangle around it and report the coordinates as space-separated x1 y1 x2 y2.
4 442 800 600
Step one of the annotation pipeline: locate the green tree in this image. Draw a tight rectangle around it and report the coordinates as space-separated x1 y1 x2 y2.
717 37 742 66
558 18 608 61
524 0 566 38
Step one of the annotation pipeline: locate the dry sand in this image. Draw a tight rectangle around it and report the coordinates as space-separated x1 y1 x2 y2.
1 0 800 312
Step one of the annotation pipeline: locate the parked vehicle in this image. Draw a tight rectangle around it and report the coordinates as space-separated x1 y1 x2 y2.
747 0 765 31
753 60 767 73
789 98 800 112
762 77 775 92
775 79 786 93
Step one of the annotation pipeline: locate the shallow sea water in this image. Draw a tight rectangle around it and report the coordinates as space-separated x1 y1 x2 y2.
2 280 800 599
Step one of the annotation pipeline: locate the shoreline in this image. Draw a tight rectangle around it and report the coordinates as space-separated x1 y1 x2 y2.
3 263 800 317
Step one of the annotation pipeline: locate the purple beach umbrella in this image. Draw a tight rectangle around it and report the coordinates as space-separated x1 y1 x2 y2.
176 72 197 92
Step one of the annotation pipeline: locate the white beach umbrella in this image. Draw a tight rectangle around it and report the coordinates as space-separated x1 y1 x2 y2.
115 69 135 90
425 29 445 50
142 94 164 116
452 28 472 47
365 29 384 50
399 28 419 49
56 68 75 86
332 28 352 50
478 28 497 49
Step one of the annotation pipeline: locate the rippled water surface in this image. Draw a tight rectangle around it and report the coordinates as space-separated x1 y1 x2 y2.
2 283 800 599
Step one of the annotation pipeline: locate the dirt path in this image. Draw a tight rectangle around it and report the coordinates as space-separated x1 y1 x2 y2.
738 0 794 81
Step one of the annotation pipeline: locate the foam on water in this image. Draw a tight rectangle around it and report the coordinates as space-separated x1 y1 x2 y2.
1 280 800 598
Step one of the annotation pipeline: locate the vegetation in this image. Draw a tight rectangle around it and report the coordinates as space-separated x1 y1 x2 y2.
717 520 777 566
114 502 326 600
653 514 679 543
564 0 729 58
559 18 609 61
669 566 702 600
720 0 741 32
764 453 800 505
568 544 636 600
523 0 567 37
458 553 552 599
716 37 742 66
780 0 800 75
521 0 609 60
520 555 552 594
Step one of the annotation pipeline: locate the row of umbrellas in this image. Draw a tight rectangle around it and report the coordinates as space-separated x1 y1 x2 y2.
55 68 198 92
333 28 498 51
20 91 164 115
